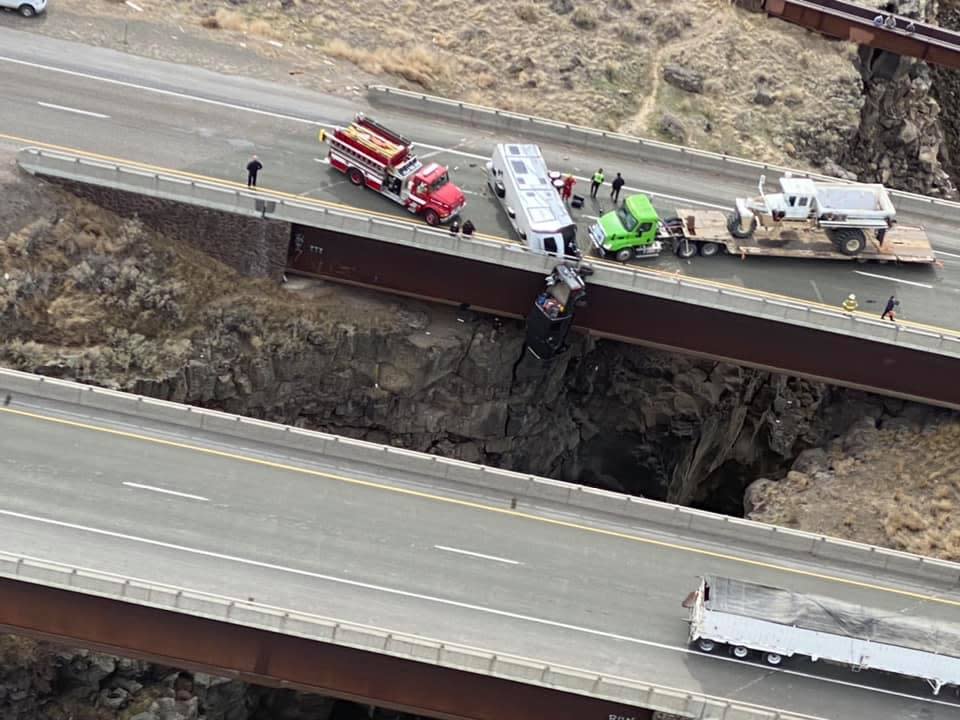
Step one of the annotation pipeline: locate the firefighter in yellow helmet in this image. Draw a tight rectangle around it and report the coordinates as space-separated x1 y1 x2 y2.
842 293 858 312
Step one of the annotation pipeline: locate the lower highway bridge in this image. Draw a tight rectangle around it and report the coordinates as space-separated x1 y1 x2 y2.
0 368 959 720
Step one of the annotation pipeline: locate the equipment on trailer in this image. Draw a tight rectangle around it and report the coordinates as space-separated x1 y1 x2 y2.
731 174 896 256
319 113 465 226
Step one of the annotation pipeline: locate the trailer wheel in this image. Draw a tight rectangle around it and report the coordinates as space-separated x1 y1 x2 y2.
696 638 718 653
614 248 633 263
675 240 697 259
832 228 866 256
727 213 756 240
731 646 750 659
347 168 365 186
763 653 783 666
698 242 721 257
422 209 440 226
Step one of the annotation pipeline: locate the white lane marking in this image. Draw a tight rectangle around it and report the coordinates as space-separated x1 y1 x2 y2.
415 140 486 161
809 280 824 303
935 249 960 258
0 508 954 708
1 55 728 211
581 214 599 220
121 482 209 502
314 157 329 164
434 545 519 565
36 101 110 119
852 270 933 289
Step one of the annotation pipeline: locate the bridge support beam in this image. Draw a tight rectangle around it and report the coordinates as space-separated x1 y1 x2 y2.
289 227 960 409
0 578 649 720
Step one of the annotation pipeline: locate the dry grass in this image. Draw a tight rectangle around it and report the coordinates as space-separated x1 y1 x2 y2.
748 418 960 562
57 0 866 173
321 39 449 90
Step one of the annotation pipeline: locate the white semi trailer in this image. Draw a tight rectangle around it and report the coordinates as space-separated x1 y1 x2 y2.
684 576 960 694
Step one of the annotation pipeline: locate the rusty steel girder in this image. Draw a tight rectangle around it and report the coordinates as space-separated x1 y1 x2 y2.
288 226 960 409
0 578 650 720
763 0 960 69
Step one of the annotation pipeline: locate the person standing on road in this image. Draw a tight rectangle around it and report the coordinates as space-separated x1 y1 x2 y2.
590 168 604 199
610 172 625 204
246 155 263 188
561 175 576 204
881 295 899 321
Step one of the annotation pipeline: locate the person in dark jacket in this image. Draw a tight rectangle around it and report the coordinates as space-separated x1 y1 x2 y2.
246 155 263 187
881 295 899 321
610 172 625 203
462 219 476 236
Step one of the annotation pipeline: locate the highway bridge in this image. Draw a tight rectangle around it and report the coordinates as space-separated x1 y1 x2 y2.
0 368 959 720
761 0 960 70
5 28 960 406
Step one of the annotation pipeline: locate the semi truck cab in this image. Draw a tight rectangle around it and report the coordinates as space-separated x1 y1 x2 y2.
589 194 663 262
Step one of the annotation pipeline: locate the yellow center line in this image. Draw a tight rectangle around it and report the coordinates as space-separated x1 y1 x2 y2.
3 131 956 338
3 405 958 609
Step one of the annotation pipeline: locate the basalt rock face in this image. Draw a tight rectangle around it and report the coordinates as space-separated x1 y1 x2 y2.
0 637 336 720
931 0 960 184
838 45 956 196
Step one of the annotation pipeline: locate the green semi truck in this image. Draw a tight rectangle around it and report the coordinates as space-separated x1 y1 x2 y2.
588 191 935 265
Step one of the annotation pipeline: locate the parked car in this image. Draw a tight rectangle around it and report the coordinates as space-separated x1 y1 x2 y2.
0 0 46 16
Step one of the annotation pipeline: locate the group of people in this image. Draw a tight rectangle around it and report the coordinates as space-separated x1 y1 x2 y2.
842 293 900 321
872 13 917 33
558 168 626 205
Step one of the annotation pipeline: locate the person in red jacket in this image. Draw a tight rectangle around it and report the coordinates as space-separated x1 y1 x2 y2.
561 175 576 204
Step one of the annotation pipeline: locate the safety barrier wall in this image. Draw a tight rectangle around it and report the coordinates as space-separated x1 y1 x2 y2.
18 148 960 362
366 86 960 224
2 366 958 591
0 551 802 720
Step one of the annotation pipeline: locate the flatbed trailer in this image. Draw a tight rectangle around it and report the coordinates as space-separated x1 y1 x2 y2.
685 576 960 694
663 208 936 264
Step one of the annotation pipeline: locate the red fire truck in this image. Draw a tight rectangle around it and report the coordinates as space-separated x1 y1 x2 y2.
319 113 466 226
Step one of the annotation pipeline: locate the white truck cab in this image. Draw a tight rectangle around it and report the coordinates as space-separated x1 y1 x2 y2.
487 143 580 259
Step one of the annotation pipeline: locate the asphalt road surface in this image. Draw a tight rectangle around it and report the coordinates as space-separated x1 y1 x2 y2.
0 393 959 720
1 28 960 338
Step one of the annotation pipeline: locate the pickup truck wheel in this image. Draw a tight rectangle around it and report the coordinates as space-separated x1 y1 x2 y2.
833 228 866 256
675 240 697 259
347 168 365 186
698 242 720 257
731 646 750 659
727 213 756 240
696 638 717 653
614 248 633 263
763 653 783 666
423 209 440 226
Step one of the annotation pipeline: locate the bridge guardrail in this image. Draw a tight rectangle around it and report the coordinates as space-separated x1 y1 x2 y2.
366 86 960 224
17 147 960 362
0 550 810 720
2 366 958 591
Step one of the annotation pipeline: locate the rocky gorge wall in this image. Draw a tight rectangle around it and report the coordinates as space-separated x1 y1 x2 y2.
0 171 900 511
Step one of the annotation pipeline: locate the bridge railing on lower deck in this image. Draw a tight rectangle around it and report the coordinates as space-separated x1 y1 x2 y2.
16 147 960 362
0 551 808 720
